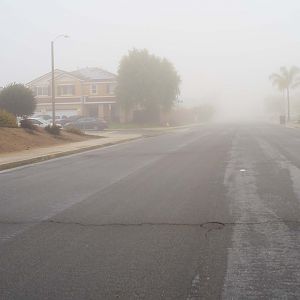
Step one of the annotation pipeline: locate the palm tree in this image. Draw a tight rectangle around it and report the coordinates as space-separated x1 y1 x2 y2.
269 66 300 121
292 76 300 89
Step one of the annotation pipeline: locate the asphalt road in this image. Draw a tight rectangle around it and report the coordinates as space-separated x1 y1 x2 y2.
1 123 300 299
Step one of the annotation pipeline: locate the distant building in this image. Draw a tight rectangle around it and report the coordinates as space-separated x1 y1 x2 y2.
27 67 118 120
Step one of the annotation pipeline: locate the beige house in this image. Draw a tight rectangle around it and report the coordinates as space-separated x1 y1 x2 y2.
27 67 117 120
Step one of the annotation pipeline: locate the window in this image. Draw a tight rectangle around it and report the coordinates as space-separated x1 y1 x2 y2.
35 86 49 96
57 85 75 96
106 83 115 95
90 84 97 94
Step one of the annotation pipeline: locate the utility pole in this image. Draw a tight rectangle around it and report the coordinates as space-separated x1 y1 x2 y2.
50 35 69 126
287 88 290 122
51 41 55 126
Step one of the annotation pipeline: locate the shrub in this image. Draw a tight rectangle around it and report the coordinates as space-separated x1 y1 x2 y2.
0 83 36 117
20 118 37 130
45 125 61 135
64 126 84 135
0 109 17 127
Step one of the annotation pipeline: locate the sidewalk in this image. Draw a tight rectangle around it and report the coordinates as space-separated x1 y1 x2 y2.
285 122 300 129
0 132 141 171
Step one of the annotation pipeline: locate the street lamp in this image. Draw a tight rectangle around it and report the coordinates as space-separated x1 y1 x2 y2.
51 34 69 125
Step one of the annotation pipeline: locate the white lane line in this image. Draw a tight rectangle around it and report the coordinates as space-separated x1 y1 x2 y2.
222 135 300 299
257 137 300 202
186 274 201 300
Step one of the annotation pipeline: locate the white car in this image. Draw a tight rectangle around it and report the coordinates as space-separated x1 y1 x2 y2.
26 118 50 128
33 114 52 122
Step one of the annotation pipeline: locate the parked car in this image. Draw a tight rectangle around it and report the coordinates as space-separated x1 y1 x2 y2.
34 114 52 121
26 118 50 128
64 117 107 130
57 115 82 127
21 117 62 129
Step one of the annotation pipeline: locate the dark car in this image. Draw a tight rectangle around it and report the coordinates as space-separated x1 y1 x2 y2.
64 117 107 130
57 115 82 127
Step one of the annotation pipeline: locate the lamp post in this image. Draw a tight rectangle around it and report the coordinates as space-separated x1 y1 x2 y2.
51 34 69 126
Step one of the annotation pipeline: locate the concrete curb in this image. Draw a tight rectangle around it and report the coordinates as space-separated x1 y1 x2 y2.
285 124 300 129
0 136 141 171
107 123 198 132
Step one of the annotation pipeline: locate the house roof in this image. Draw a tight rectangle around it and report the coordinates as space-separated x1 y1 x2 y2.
27 67 116 86
70 67 116 81
27 69 66 86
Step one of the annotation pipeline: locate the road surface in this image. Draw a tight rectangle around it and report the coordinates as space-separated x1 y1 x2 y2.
1 123 300 299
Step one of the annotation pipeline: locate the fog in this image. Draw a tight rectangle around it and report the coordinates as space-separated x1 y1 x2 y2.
1 0 300 121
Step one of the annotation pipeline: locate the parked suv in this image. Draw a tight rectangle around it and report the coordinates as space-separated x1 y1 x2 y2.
64 117 107 130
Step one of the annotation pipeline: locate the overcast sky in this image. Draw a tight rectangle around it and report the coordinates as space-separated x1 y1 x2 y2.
1 0 300 119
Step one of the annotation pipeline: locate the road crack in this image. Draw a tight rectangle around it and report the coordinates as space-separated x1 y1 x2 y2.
0 219 300 228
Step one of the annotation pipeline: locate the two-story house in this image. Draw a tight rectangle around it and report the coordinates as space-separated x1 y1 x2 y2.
27 67 117 120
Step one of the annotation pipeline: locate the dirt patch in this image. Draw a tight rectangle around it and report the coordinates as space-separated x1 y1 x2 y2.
0 128 99 154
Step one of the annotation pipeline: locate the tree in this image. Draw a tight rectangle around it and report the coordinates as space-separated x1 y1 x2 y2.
116 49 180 122
269 66 300 121
0 83 36 117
